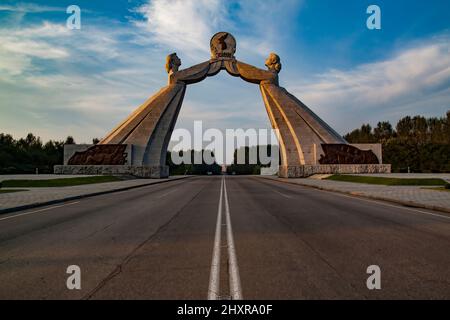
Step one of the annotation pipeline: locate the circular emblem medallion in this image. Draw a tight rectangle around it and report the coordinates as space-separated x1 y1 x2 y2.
210 32 236 60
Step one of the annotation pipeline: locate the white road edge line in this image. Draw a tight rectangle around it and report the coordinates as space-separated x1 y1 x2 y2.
340 193 450 220
207 176 224 300
223 177 243 300
0 201 81 222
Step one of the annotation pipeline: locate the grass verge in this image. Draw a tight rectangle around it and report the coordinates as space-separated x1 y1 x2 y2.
326 175 447 186
0 176 121 188
0 189 28 194
427 184 450 192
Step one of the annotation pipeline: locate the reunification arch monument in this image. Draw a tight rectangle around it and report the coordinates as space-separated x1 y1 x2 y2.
55 32 390 178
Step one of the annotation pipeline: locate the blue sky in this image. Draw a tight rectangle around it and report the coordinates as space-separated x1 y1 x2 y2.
0 0 449 145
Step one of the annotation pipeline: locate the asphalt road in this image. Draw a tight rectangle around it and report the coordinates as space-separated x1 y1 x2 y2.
0 176 449 299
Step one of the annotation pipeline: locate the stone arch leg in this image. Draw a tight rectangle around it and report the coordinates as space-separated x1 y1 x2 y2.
260 84 300 167
260 83 347 178
99 82 187 178
142 84 187 168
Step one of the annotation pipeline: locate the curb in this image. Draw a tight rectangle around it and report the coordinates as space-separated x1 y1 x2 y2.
258 176 450 215
0 176 194 215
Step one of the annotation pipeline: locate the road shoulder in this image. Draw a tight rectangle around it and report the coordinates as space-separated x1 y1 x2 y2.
258 176 450 214
0 176 193 214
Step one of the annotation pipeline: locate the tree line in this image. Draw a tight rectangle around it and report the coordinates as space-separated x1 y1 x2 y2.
0 133 77 174
226 145 279 175
166 150 222 175
1 111 448 174
344 111 450 173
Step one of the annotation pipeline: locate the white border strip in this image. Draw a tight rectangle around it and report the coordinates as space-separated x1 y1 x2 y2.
0 201 80 222
223 177 243 300
207 177 224 300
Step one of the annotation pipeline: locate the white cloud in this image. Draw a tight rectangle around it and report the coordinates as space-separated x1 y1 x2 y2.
133 0 303 61
230 0 303 57
288 37 450 133
134 0 227 58
0 3 64 13
0 20 138 76
2 38 69 59
13 21 70 37
0 49 31 76
0 22 71 75
0 20 168 142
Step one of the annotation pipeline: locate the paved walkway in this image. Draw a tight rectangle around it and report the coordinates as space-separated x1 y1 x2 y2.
262 176 450 213
0 176 190 213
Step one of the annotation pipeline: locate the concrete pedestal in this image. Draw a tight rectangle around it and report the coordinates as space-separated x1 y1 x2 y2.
278 164 392 178
54 165 169 179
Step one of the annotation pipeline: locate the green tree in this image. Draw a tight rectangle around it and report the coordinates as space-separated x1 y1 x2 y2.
1 133 70 174
166 150 222 175
396 116 413 139
374 121 394 142
345 111 450 173
344 124 376 143
65 136 76 145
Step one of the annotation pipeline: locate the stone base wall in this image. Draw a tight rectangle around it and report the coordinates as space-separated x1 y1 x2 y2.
279 164 391 178
54 165 169 179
